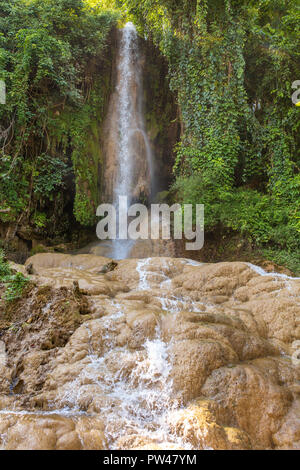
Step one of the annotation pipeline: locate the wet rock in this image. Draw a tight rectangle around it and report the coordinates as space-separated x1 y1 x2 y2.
167 399 252 450
0 256 299 450
98 261 118 274
201 364 293 449
25 263 35 275
0 414 107 450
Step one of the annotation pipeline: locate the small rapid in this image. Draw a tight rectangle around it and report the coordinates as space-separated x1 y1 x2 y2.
46 259 202 449
0 254 299 450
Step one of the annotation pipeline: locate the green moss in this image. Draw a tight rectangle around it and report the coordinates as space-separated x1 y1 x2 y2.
30 245 50 256
44 51 114 228
71 76 112 226
0 249 30 302
263 249 300 277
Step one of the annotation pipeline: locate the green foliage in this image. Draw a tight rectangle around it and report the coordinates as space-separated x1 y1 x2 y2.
123 0 300 273
34 154 69 199
0 0 119 230
1 0 299 273
262 249 300 277
0 250 11 278
3 272 30 302
74 191 96 226
173 175 300 272
0 250 29 302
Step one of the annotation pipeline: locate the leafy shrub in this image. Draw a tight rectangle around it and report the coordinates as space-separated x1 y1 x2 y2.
0 250 30 302
172 175 300 273
0 0 120 228
124 0 300 273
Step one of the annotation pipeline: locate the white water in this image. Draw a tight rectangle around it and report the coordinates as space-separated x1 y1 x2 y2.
247 262 300 281
247 262 300 295
3 257 298 448
52 321 183 448
114 22 136 204
110 22 154 260
38 258 206 449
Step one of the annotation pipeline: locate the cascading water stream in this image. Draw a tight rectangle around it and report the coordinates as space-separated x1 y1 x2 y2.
50 259 203 449
1 252 299 449
58 259 208 446
114 22 136 205
79 22 175 260
110 22 154 260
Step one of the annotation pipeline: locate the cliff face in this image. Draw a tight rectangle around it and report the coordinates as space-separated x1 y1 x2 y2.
1 30 178 261
0 254 299 450
0 32 116 259
142 40 180 197
101 29 178 204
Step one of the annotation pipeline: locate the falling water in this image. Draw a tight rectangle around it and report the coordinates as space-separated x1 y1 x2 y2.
0 26 205 451
114 22 136 204
81 22 170 260
115 22 154 202
109 22 154 259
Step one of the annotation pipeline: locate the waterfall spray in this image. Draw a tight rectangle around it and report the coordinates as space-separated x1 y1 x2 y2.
114 22 153 205
110 22 154 259
114 22 136 205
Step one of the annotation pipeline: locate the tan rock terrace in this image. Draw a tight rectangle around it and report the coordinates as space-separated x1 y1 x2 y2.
0 254 299 450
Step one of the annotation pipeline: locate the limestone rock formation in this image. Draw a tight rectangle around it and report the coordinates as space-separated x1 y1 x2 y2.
0 254 299 450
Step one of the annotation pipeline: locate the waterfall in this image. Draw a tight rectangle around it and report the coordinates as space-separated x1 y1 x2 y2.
114 22 135 205
77 22 176 260
75 22 177 260
108 22 154 259
114 22 153 204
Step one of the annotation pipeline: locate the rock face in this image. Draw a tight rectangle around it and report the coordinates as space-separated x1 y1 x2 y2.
0 254 299 450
